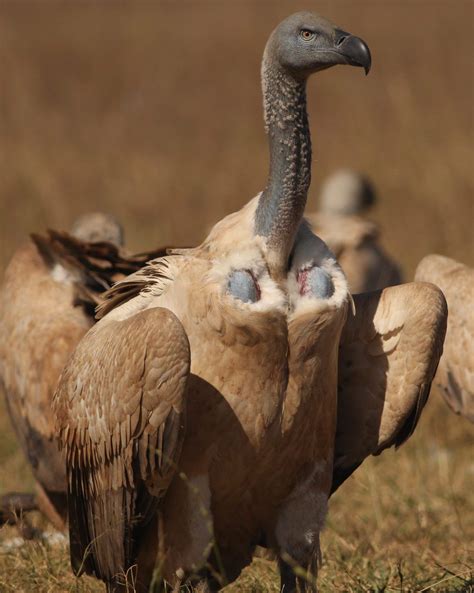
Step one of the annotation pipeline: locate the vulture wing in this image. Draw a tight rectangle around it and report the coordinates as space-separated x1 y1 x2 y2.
332 282 447 493
415 254 474 421
31 229 169 312
54 306 190 585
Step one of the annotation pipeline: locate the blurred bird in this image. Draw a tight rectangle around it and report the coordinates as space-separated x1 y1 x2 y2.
308 169 402 293
54 13 445 593
415 254 474 422
0 212 166 529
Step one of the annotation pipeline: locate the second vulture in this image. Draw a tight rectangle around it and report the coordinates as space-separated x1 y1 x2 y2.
0 212 166 528
308 169 402 293
415 254 473 422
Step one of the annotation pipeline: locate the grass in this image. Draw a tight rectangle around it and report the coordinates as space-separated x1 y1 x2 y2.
1 398 473 592
0 1 473 592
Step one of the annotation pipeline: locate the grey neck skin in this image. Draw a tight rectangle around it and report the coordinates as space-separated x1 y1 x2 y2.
254 54 311 279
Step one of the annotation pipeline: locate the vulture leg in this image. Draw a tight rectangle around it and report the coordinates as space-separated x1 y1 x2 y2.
34 483 67 531
278 557 297 592
278 557 318 593
275 488 323 592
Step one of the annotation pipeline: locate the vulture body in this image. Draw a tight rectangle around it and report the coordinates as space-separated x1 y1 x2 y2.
415 254 474 422
54 13 445 593
308 170 402 293
0 213 166 528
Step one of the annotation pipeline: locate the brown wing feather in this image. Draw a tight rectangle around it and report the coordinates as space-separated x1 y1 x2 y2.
332 282 447 493
31 230 171 311
54 307 190 585
96 256 178 320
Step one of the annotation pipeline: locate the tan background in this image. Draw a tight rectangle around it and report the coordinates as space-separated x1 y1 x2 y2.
1 2 472 274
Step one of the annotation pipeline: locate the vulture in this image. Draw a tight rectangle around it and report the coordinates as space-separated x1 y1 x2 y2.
0 212 166 529
54 13 446 593
415 254 473 422
308 169 402 293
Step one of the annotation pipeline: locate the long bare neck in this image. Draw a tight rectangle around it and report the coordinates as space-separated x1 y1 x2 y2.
254 56 311 277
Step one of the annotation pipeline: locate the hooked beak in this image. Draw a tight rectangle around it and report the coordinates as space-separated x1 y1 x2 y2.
332 29 372 74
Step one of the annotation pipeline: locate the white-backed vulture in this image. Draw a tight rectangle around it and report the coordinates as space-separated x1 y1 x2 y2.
0 213 166 529
54 13 444 593
308 170 402 293
415 254 473 422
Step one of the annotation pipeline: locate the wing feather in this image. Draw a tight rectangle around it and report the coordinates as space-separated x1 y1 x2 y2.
332 282 447 493
31 229 170 312
54 306 190 585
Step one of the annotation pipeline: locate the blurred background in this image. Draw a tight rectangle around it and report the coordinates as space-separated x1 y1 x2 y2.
0 2 472 592
0 1 472 273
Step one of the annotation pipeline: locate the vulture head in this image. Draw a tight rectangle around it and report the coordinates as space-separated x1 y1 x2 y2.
319 169 377 216
70 212 124 246
263 11 371 79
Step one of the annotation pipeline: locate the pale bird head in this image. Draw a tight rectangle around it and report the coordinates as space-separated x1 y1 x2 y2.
70 212 124 247
319 170 376 216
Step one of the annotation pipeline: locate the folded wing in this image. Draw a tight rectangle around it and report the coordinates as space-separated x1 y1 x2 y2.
332 282 447 493
54 306 190 585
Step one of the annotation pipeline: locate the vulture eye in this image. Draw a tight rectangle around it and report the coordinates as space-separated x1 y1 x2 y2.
300 29 315 41
227 270 261 304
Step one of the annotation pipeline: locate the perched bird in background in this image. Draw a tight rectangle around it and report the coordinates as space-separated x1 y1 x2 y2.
308 169 402 293
415 254 474 422
0 212 166 529
55 13 445 593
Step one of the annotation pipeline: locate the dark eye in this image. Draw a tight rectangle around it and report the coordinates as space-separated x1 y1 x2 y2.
300 29 315 41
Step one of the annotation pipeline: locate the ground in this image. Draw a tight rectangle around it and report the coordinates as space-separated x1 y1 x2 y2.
0 2 473 592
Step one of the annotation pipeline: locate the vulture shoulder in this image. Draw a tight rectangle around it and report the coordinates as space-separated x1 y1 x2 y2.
415 254 474 421
332 282 447 493
54 306 190 585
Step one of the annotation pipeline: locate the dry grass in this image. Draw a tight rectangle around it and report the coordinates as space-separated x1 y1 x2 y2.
1 398 472 592
0 1 473 592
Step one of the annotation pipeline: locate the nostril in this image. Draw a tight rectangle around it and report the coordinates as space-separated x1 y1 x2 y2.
336 35 348 47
